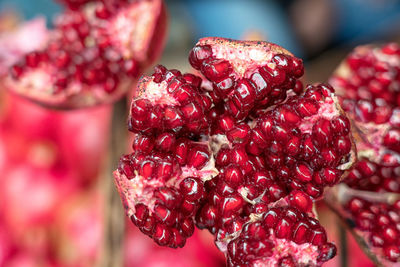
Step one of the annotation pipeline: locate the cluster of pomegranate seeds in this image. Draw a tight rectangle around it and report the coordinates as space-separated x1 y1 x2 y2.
327 43 400 265
346 198 400 262
8 0 166 108
129 66 211 135
189 38 304 119
346 160 400 193
115 37 356 265
226 206 335 266
115 130 217 247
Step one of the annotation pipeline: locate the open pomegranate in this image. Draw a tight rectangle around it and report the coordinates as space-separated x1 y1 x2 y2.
328 43 400 264
114 37 356 265
6 0 167 109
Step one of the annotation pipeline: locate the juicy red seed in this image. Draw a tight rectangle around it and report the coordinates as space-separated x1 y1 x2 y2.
154 204 175 226
370 233 385 247
224 165 243 185
227 124 250 143
296 98 320 117
382 226 399 244
384 245 400 262
310 227 327 246
312 119 332 147
295 164 313 182
154 187 180 209
289 190 312 212
139 160 155 178
198 204 218 228
293 80 304 95
171 229 186 248
155 133 176 152
264 209 279 228
225 218 245 234
231 79 257 110
131 203 149 227
273 54 291 71
215 76 235 96
321 168 340 185
334 136 352 155
278 107 301 124
131 99 149 119
201 59 232 82
181 199 197 216
292 221 310 244
250 72 270 97
286 136 301 155
153 223 172 246
183 73 202 87
291 57 304 77
187 145 210 169
330 115 350 135
318 243 337 262
189 45 212 69
260 66 286 86
383 129 400 148
275 217 292 239
242 222 268 240
269 183 287 201
219 194 244 216
180 177 204 201
318 84 335 96
180 218 195 237
140 216 155 235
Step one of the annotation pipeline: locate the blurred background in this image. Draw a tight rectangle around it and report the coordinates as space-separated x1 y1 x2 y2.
0 0 399 266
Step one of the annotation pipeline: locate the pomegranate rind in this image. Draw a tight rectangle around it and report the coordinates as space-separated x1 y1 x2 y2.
325 184 400 266
5 0 167 109
4 75 132 109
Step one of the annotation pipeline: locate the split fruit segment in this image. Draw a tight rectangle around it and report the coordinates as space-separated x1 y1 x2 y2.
114 37 356 266
7 0 167 108
328 43 400 264
189 37 304 120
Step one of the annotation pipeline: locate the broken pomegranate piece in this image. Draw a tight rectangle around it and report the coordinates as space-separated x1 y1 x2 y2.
6 0 167 108
190 37 304 119
328 43 400 264
115 38 355 266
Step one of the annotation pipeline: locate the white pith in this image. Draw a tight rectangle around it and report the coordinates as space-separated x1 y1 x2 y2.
210 44 276 78
139 78 178 106
298 96 337 132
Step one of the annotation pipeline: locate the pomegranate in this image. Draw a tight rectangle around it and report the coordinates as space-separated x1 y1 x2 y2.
328 43 400 264
115 37 356 265
6 0 167 108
